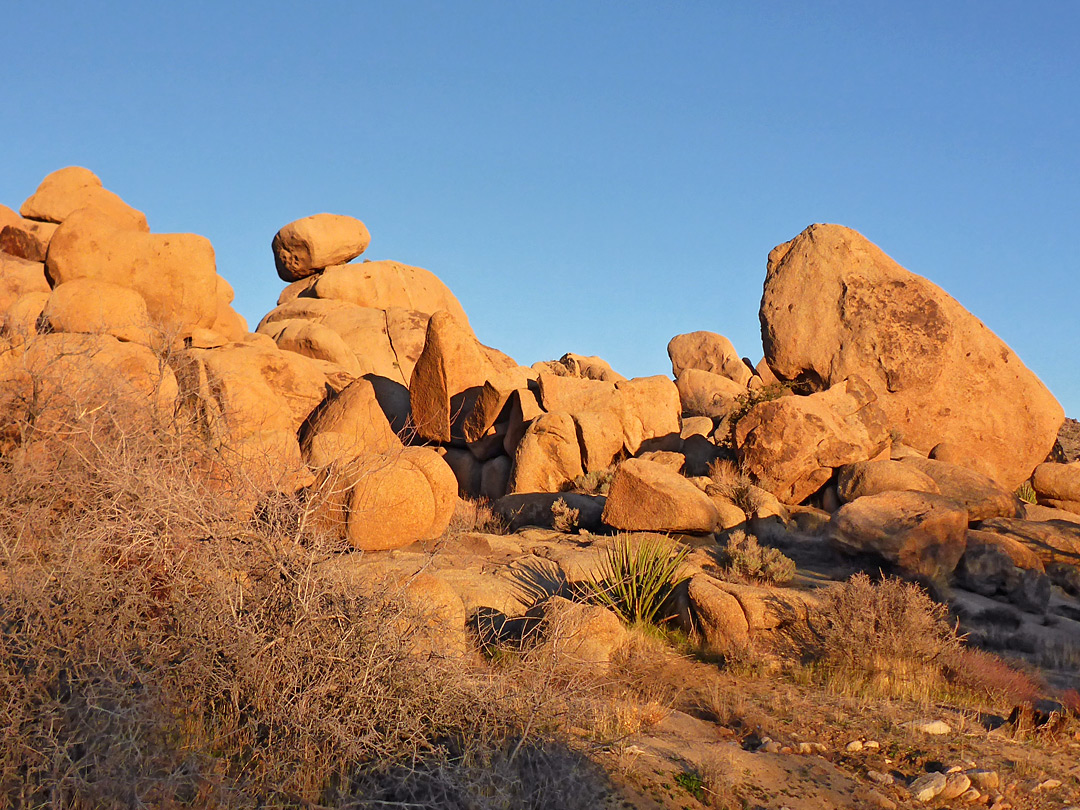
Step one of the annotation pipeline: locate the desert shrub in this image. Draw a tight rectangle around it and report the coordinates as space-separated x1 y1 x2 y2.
443 495 508 536
943 646 1044 707
572 466 616 496
808 573 964 700
584 535 690 627
716 529 795 585
1015 480 1038 505
0 349 603 809
551 497 581 533
706 458 761 518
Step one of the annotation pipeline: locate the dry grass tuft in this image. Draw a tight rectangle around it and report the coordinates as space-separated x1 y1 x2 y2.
443 495 509 536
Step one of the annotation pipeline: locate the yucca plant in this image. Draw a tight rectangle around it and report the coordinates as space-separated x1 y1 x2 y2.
1015 480 1037 505
584 534 690 627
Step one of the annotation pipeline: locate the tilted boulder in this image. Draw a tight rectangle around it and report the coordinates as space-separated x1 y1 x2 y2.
409 310 527 443
601 458 720 533
272 214 371 282
900 456 1021 521
21 166 148 231
760 224 1063 488
965 529 1044 571
1032 462 1080 514
829 490 969 581
973 517 1080 570
668 331 753 387
836 459 940 503
735 376 890 504
299 377 403 468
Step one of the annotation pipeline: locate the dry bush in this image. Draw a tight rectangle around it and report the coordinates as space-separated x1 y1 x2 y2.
716 529 795 585
551 497 580 533
706 458 761 518
572 465 616 496
943 647 1045 707
808 573 965 701
0 346 605 809
442 495 508 536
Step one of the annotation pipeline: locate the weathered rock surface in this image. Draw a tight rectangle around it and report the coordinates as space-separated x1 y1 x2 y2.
900 456 1021 521
601 458 720 533
45 207 220 337
1032 462 1080 513
272 214 371 282
830 490 969 580
40 278 151 344
300 377 402 468
21 166 148 231
675 368 747 419
736 376 890 504
974 517 1080 570
668 331 753 387
836 459 939 503
311 260 471 327
760 223 1063 488
507 412 583 494
0 254 50 312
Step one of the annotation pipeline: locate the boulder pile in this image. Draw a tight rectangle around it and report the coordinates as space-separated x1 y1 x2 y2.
1 168 1076 603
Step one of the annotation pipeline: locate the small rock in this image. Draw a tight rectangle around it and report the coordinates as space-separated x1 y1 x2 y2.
867 770 895 786
759 739 782 754
903 719 951 735
940 773 972 800
966 770 1000 791
960 788 981 803
795 742 813 755
909 772 948 802
864 740 880 749
1034 778 1061 791
846 740 865 752
859 788 896 809
811 742 828 753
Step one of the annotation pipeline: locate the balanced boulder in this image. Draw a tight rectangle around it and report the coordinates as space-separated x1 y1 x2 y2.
21 166 148 231
272 214 371 282
668 331 753 387
760 224 1063 488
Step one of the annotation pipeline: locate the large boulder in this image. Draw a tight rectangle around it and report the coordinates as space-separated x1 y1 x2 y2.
316 447 457 551
836 459 940 503
300 377 403 468
507 412 583 494
675 368 747 419
40 278 151 344
900 456 1021 521
974 517 1080 570
668 331 753 387
311 260 471 328
829 490 969 581
493 492 606 532
20 166 148 231
409 310 527 443
272 214 371 282
0 254 50 312
1032 462 1080 514
45 208 218 337
735 376 890 504
760 224 1063 488
601 458 720 533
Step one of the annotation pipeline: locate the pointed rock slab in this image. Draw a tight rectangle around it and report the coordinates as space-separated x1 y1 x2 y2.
760 223 1063 488
688 574 751 650
409 310 527 443
736 376 890 504
829 490 969 581
668 331 753 387
20 166 148 231
601 458 720 533
900 456 1021 521
461 381 513 443
272 214 370 282
45 208 217 338
507 412 583 494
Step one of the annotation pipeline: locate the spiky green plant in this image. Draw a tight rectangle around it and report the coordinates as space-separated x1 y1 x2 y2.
1015 480 1037 505
584 534 689 626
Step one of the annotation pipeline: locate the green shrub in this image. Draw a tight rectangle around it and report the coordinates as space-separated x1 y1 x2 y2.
717 529 795 584
1016 480 1037 505
584 535 690 627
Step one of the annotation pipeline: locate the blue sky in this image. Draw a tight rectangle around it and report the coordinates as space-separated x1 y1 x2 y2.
3 2 1078 415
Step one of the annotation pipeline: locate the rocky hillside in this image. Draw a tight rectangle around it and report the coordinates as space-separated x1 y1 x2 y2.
3 167 1080 808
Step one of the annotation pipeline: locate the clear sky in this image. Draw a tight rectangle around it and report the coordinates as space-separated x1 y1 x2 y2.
3 2 1078 416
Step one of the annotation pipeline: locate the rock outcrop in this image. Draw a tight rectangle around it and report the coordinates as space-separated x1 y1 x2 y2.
760 223 1063 488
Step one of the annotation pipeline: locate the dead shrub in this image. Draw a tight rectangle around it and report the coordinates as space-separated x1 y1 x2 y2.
943 647 1044 707
551 497 581 533
706 458 761 518
572 465 616 496
807 573 964 701
442 495 508 536
0 346 604 809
